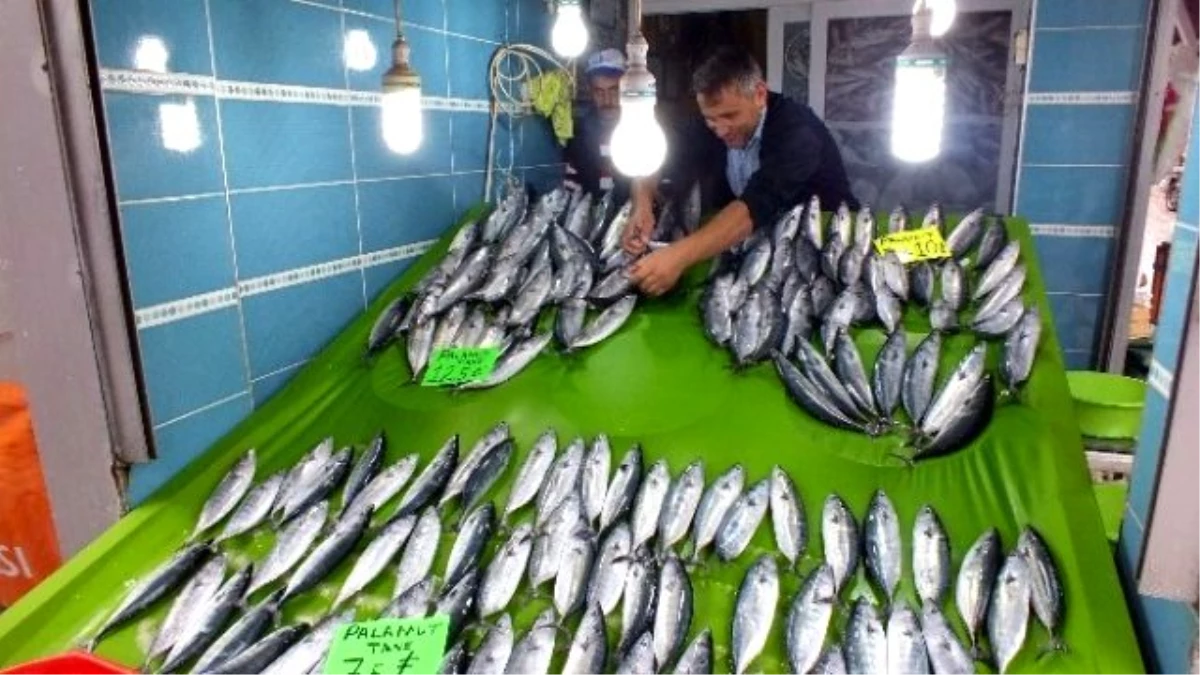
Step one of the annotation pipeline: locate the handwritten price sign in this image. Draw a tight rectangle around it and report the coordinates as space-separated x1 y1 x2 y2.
420 347 501 387
323 615 450 675
873 227 951 264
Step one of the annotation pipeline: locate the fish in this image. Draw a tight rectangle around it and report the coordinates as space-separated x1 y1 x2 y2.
822 236 847 281
910 262 935 306
785 563 837 675
503 430 557 520
988 551 1032 674
732 555 779 675
803 195 824 247
814 643 849 674
922 203 944 232
536 437 585 526
834 329 878 418
341 454 420 524
941 261 967 311
461 440 514 510
780 285 814 357
632 459 671 550
715 478 769 562
340 435 385 516
769 466 806 565
210 624 308 675
975 218 1008 268
441 640 471 675
581 435 612 526
832 202 854 248
367 296 408 355
142 554 227 669
810 275 837 315
887 603 931 674
737 235 773 289
653 554 694 668
191 589 282 673
956 528 1003 657
159 564 253 674
888 204 909 233
275 438 332 513
876 287 904 333
971 298 1025 337
702 273 738 346
275 447 351 525
920 344 987 437
795 339 868 423
845 599 888 675
504 609 558 675
565 192 594 239
921 602 975 675
795 237 822 283
854 206 876 256
453 305 490 348
597 201 632 261
872 330 907 423
248 501 328 596
732 286 783 366
474 261 524 304
822 494 859 593
281 506 372 603
332 513 415 609
839 247 866 287
591 267 635 302
563 604 609 675
946 208 985 259
974 264 1027 324
902 331 942 425
555 528 596 620
691 464 744 560
600 445 643 531
864 489 903 603
478 522 534 618
449 219 481 256
879 252 909 301
555 298 588 347
619 548 659 655
433 303 469 352
483 184 528 243
974 241 1020 300
436 567 480 642
616 632 657 674
767 236 797 290
529 493 584 592
1017 526 1066 651
589 191 615 242
913 505 951 605
1000 307 1042 394
464 332 553 388
775 354 873 433
435 247 492 314
445 504 495 589
588 521 632 615
672 629 713 674
192 450 256 540
930 299 959 332
262 609 355 675
658 460 704 552
774 203 804 248
918 375 995 458
395 435 459 517
394 507 442 599
507 265 553 327
819 288 857 355
216 472 284 543
570 294 638 350
467 614 514 675
407 317 437 379
382 576 435 619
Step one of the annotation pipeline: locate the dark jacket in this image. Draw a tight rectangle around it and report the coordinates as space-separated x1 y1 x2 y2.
665 91 858 229
563 108 631 205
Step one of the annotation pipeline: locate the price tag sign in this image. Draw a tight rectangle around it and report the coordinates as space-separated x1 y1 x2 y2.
420 347 501 387
874 227 951 264
322 615 450 675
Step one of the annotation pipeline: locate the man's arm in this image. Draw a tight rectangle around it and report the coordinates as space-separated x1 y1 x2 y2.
628 199 752 296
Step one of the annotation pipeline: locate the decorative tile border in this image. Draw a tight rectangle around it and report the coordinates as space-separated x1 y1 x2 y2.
1030 224 1117 238
1025 91 1137 105
101 70 216 96
1148 359 1174 399
133 239 438 329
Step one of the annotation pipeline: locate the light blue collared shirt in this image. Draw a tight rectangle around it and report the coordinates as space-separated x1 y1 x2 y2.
726 106 767 197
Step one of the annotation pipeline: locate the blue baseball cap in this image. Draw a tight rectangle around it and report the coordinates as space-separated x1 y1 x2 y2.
586 48 626 78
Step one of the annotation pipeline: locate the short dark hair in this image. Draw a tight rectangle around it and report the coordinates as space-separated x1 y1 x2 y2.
692 46 763 97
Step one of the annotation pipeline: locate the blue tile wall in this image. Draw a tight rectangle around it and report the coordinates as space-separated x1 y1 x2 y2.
1022 104 1136 166
1027 28 1145 93
1017 165 1128 223
89 0 559 504
1035 0 1148 28
1033 235 1114 294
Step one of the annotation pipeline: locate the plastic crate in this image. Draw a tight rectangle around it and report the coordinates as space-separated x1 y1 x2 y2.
0 652 134 674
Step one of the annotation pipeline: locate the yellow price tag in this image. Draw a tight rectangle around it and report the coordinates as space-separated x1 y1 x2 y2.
873 227 952 264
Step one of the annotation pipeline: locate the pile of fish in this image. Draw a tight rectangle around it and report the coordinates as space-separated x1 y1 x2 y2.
701 197 1043 455
85 422 1065 674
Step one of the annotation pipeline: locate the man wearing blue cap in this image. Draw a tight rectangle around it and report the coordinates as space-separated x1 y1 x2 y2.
564 48 631 203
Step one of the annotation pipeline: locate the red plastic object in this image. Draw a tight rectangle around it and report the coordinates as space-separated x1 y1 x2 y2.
0 652 135 674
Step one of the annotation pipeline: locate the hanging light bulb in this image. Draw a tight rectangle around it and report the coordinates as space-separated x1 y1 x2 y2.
551 0 589 58
611 20 666 176
381 34 423 155
918 0 957 37
891 1 947 163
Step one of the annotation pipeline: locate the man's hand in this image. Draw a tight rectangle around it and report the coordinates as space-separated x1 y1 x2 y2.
628 245 688 296
622 202 655 256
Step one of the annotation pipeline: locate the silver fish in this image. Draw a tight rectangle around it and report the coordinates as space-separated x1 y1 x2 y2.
815 643 849 674
464 332 553 388
946 207 985 259
436 567 480 642
1017 526 1065 651
467 614 514 675
555 298 588 347
192 449 256 540
846 599 888 675
581 435 613 526
333 513 415 609
822 236 847 281
795 236 822 283
341 454 419 524
619 549 659 655
913 505 951 605
988 551 1032 674
563 604 608 675
216 472 284 543
453 305 490 347
975 218 1008 268
340 435 385 517
143 554 227 669
822 494 859 593
445 504 496 589
276 447 351 525
872 330 907 422
864 489 903 602
888 204 909 233
209 624 308 675
956 528 1003 656
529 493 584 592
394 507 441 598
617 632 657 674
921 602 974 675
653 554 694 668
588 521 632 616
930 299 959 332
702 273 738 346
839 247 866 287
732 286 782 366
715 478 769 562
854 205 876 256
672 629 713 674
159 565 253 674
820 288 857 355
902 331 942 425
834 329 878 418
804 195 824 247
732 555 779 675
632 459 671 550
565 192 594 238
776 354 872 433
766 236 796 290
536 436 585 526
810 274 837 315
508 265 553 327
910 261 935 306
971 298 1025 336
478 523 534 618
881 251 910 300
571 294 637 350
281 506 372 603
941 261 967 311
474 260 523 303
461 440 513 509
919 375 994 458
248 501 328 596
1001 306 1041 394
382 575 434 618
876 287 904 333
795 339 866 422
261 609 355 675
737 235 773 289
407 317 437 379
597 201 631 261
780 285 814 358
769 466 806 565
600 445 643 531
658 460 704 552
774 203 804 248
441 640 470 675
555 529 596 618
920 344 987 435
275 438 332 517
192 589 281 673
888 603 931 675
433 303 469 352
785 564 837 675
368 296 408 354
973 241 1020 300
395 435 458 517
504 609 558 675
503 430 557 519
591 266 635 302
692 464 745 561
832 202 853 247
444 424 508 504
922 203 944 232
435 247 492 313
974 264 1026 323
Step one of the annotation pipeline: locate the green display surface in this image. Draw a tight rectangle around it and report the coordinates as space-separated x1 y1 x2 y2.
0 212 1143 674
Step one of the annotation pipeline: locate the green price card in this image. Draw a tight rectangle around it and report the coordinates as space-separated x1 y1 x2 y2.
322 615 450 675
873 226 952 264
420 347 501 387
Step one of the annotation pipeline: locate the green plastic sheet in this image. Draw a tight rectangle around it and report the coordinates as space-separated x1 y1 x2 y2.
0 213 1143 673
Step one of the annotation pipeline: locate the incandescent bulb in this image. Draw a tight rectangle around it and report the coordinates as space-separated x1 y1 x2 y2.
919 0 957 37
382 87 423 155
551 2 589 58
611 96 667 176
890 53 946 162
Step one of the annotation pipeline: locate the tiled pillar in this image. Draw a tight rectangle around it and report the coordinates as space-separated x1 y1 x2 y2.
1015 0 1148 369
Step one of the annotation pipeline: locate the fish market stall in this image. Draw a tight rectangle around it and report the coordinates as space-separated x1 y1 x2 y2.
0 200 1142 674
